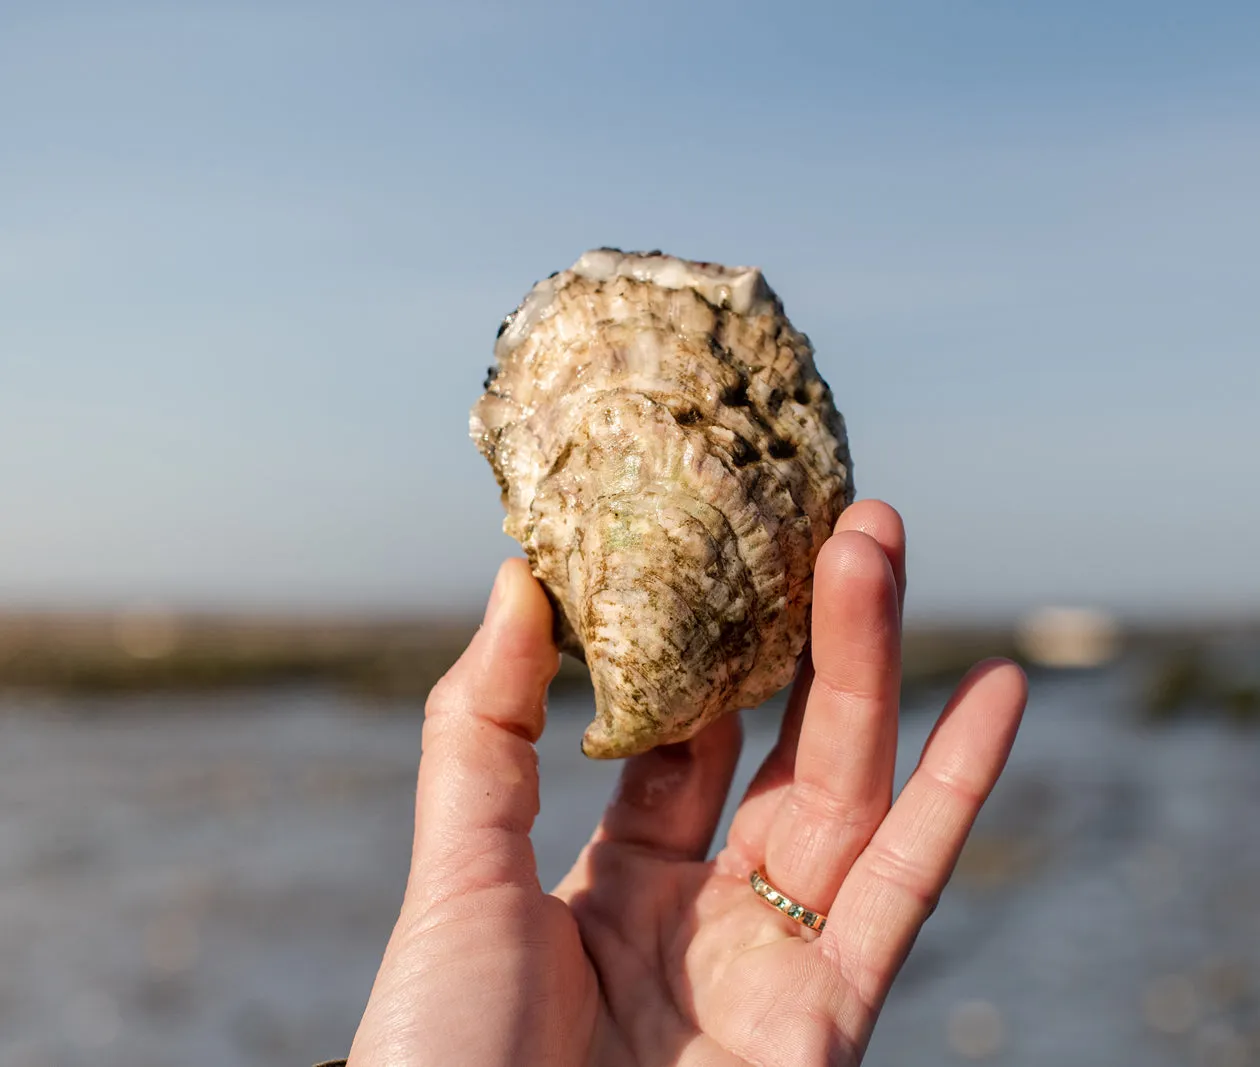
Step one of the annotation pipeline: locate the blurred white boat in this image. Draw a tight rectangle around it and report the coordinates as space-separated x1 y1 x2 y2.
1015 606 1122 668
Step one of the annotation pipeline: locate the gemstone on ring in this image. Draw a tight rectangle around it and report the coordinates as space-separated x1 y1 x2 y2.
749 867 827 932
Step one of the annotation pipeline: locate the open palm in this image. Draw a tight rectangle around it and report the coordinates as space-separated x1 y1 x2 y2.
346 502 1026 1067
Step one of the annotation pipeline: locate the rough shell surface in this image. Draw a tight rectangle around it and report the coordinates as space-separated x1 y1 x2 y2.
470 249 853 758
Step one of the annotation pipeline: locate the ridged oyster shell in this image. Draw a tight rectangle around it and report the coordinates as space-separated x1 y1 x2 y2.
471 249 853 758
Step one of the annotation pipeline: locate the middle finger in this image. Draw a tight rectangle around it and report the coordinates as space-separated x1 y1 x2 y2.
761 528 902 921
723 501 905 870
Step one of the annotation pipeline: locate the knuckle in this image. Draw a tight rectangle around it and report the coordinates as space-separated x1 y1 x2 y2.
929 768 986 810
809 668 895 714
424 671 466 721
788 780 871 830
864 842 941 914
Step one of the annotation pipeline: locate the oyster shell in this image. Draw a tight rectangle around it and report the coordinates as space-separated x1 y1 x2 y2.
470 249 853 758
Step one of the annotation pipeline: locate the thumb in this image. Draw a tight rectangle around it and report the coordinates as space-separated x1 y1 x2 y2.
409 558 559 909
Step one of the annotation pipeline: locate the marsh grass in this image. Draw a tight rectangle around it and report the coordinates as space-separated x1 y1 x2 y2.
1138 633 1260 726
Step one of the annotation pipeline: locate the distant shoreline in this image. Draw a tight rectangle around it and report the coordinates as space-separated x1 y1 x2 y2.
0 612 1255 724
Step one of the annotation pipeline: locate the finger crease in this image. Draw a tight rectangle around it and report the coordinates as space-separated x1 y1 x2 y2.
925 770 987 811
861 842 941 913
789 780 881 830
808 670 897 715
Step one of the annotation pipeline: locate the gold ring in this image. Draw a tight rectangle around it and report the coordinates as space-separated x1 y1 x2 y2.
749 867 827 932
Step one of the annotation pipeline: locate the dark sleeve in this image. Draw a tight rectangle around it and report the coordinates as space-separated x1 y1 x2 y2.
313 1060 347 1066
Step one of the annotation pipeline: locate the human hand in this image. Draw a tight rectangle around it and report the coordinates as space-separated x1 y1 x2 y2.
346 501 1027 1066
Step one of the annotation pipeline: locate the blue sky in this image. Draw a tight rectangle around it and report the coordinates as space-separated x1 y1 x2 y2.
2 1 1258 618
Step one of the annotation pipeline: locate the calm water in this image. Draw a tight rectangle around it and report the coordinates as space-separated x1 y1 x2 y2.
1 666 1257 1067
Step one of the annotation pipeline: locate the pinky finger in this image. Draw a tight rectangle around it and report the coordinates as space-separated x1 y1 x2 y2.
822 660 1027 1005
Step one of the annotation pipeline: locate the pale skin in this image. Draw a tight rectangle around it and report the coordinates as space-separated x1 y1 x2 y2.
347 501 1028 1066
